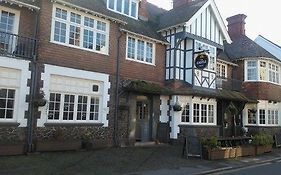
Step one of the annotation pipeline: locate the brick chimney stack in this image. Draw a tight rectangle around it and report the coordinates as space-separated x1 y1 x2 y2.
173 0 194 9
139 0 149 21
226 14 247 40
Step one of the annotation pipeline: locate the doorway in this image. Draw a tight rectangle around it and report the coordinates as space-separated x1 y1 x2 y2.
135 97 152 142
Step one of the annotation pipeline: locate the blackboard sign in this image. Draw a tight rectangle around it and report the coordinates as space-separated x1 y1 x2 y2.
195 53 209 69
274 134 281 147
182 136 202 159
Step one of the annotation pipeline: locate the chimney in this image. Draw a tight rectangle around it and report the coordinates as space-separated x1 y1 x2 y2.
139 0 149 21
173 0 194 9
226 14 247 40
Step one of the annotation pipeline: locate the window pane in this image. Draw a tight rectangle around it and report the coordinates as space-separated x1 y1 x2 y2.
117 0 123 12
84 17 94 28
90 97 99 120
259 109 265 124
193 103 200 123
137 40 145 61
127 37 135 59
0 88 15 119
248 109 256 124
0 11 15 33
97 21 106 31
146 42 153 63
55 8 67 20
54 21 66 43
48 93 61 120
108 0 115 9
77 95 88 121
83 29 93 49
181 104 189 123
63 94 75 120
96 33 106 51
201 104 207 123
131 1 137 18
124 0 130 15
69 25 80 46
70 12 81 24
208 105 214 123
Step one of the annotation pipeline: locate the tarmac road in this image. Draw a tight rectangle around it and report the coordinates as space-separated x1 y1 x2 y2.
214 160 281 175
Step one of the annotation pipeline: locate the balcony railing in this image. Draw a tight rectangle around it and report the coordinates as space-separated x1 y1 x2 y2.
0 31 37 60
216 77 243 92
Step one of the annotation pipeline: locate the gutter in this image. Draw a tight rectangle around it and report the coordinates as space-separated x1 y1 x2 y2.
113 27 123 147
5 0 40 10
26 8 40 153
120 28 169 45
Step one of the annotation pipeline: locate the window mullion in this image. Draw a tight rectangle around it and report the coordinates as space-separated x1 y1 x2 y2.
74 94 78 122
86 95 91 122
59 93 64 122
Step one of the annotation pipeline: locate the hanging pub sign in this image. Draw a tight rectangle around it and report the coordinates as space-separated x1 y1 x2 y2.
195 53 209 69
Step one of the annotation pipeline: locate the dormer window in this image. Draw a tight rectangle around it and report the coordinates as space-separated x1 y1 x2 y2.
107 0 138 19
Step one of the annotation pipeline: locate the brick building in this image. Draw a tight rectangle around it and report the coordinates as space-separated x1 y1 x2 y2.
0 0 277 155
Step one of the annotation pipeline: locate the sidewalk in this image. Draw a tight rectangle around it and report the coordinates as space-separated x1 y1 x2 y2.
0 144 280 175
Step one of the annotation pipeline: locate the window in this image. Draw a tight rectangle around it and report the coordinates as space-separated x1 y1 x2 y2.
127 36 155 64
268 110 278 125
0 10 15 33
48 92 100 122
248 109 256 124
0 89 15 120
193 103 200 123
247 61 257 80
216 63 227 78
107 0 138 19
181 104 190 123
52 6 109 54
260 61 266 81
201 104 207 123
208 105 214 123
269 63 279 84
259 109 266 125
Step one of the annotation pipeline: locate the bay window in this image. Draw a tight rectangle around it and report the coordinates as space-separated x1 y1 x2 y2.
48 92 100 122
107 0 138 19
126 36 155 64
52 5 109 54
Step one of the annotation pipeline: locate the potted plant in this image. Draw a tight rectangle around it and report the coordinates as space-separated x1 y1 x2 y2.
33 90 47 107
252 133 273 155
201 137 232 160
173 102 182 111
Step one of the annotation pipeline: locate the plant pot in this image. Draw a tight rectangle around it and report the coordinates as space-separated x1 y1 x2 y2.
255 145 272 155
235 146 243 157
36 140 81 152
229 147 236 158
207 147 231 160
241 145 255 156
0 143 25 156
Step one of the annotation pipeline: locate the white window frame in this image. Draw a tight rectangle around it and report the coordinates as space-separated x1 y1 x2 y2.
181 103 190 123
245 60 281 85
47 92 101 123
50 4 110 55
0 88 17 122
126 35 156 65
107 0 139 19
216 62 227 78
0 6 20 34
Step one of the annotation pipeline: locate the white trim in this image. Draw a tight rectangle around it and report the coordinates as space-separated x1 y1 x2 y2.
106 0 139 20
50 4 110 55
0 56 31 127
52 0 126 25
38 64 110 127
0 6 20 35
126 34 156 66
184 0 231 43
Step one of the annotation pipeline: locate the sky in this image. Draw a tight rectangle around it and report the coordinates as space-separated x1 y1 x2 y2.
147 0 281 46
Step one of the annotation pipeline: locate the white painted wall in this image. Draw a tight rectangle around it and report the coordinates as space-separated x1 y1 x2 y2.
160 95 169 123
0 56 31 127
38 64 110 127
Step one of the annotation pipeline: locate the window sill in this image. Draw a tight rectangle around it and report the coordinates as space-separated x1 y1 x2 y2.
245 125 280 128
178 124 220 127
44 122 104 127
0 122 20 127
50 40 109 56
126 57 156 66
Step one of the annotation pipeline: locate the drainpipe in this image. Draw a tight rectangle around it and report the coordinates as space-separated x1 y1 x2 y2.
113 27 123 147
27 9 40 153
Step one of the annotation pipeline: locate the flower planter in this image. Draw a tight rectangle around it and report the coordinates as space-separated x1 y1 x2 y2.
229 147 237 158
235 146 243 157
255 145 272 155
205 147 231 160
36 140 81 152
241 145 255 156
0 143 25 156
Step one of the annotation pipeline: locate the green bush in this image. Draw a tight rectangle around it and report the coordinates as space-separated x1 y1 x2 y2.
252 133 274 146
201 136 218 149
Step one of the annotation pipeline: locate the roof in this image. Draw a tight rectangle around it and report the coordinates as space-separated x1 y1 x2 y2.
54 0 166 43
157 0 208 30
7 0 40 9
258 35 281 49
224 35 277 60
217 49 232 63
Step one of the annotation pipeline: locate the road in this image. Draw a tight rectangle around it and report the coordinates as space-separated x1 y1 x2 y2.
213 160 281 175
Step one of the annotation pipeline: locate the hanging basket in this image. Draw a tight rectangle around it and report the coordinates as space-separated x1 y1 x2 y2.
173 104 182 111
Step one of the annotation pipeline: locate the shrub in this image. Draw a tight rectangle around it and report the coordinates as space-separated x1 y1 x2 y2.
201 136 218 149
252 133 274 146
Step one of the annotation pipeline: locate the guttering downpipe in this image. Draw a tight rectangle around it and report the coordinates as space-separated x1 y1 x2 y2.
113 27 123 147
27 9 40 153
